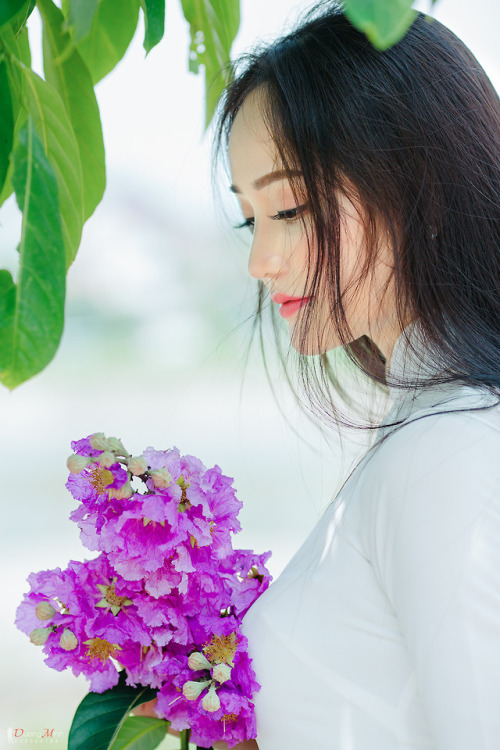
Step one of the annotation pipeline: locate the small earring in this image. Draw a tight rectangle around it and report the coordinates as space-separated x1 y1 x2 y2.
429 224 438 240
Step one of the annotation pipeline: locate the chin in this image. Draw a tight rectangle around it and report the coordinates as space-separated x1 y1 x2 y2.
290 321 341 356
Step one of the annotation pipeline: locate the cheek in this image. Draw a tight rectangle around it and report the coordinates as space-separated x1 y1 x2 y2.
283 227 314 281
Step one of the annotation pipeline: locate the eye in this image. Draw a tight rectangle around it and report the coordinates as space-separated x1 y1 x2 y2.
234 217 255 233
233 204 307 234
271 204 308 221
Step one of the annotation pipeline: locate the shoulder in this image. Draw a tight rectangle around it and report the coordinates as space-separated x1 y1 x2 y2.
364 401 500 494
356 401 500 748
358 403 500 582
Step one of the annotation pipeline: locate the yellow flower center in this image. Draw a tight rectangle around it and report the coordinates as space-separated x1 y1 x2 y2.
248 565 264 583
177 487 192 513
220 712 238 723
103 583 127 607
203 632 238 667
88 464 114 494
84 637 121 663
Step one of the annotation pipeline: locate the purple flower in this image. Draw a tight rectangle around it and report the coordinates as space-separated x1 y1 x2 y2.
221 549 273 617
17 433 271 746
70 435 102 458
155 615 259 747
16 555 151 693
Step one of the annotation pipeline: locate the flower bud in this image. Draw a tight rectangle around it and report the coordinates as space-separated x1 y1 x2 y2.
90 432 109 451
202 682 221 712
150 468 173 489
35 601 56 621
30 627 52 645
99 451 116 468
107 437 127 455
66 454 91 474
212 663 232 684
176 474 190 490
128 456 148 476
182 679 212 701
188 651 213 671
109 482 133 500
59 628 78 650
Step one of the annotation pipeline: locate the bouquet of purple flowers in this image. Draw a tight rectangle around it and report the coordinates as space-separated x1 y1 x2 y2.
15 432 272 749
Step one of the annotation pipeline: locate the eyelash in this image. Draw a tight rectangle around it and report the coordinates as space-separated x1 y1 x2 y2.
233 204 307 232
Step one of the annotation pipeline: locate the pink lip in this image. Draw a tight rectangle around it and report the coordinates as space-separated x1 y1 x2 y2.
271 292 312 319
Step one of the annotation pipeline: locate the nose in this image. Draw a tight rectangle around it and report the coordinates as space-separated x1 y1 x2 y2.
247 228 289 283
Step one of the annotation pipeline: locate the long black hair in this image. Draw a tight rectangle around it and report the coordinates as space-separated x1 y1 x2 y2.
212 0 500 448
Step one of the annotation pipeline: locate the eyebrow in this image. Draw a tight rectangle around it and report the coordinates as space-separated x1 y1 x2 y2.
229 169 302 194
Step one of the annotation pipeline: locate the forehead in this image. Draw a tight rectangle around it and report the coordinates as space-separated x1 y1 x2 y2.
227 89 279 178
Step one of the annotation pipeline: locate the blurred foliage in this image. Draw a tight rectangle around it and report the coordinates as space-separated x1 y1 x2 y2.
0 0 432 389
0 0 240 389
345 0 421 49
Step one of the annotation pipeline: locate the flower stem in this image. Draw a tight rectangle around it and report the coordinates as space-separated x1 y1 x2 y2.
180 728 190 750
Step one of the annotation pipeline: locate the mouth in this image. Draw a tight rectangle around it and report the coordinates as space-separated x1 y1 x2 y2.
270 292 313 319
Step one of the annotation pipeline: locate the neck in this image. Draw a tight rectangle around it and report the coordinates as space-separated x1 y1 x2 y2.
369 316 415 372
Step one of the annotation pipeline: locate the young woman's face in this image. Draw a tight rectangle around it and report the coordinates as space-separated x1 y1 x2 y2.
227 88 401 361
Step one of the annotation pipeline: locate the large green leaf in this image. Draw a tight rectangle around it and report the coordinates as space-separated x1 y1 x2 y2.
139 0 165 55
0 0 35 33
0 0 26 28
0 24 31 207
0 270 16 362
344 0 418 50
0 58 14 195
18 63 84 267
0 21 32 124
0 19 32 71
179 0 240 129
0 115 65 390
62 0 99 43
62 0 141 86
39 0 105 221
68 670 162 750
109 716 168 749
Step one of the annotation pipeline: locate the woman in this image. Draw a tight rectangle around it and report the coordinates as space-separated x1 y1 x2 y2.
137 2 500 747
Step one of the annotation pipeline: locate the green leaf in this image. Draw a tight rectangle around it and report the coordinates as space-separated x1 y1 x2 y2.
62 0 141 85
0 20 32 106
109 716 168 750
179 0 240 129
0 0 35 32
0 58 14 194
39 0 105 221
0 110 27 208
0 270 16 359
0 0 26 28
0 115 66 390
68 670 162 750
62 0 99 43
139 0 165 55
2 16 31 65
0 24 32 207
0 21 31 121
343 0 418 50
17 62 84 267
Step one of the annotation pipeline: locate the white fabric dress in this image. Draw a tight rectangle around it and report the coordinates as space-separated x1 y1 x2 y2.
240 320 500 750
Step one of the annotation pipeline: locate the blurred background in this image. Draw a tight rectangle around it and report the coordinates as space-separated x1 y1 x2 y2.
1 0 498 745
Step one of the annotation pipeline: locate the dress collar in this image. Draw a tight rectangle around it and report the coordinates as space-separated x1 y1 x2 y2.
386 318 449 399
376 319 493 438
